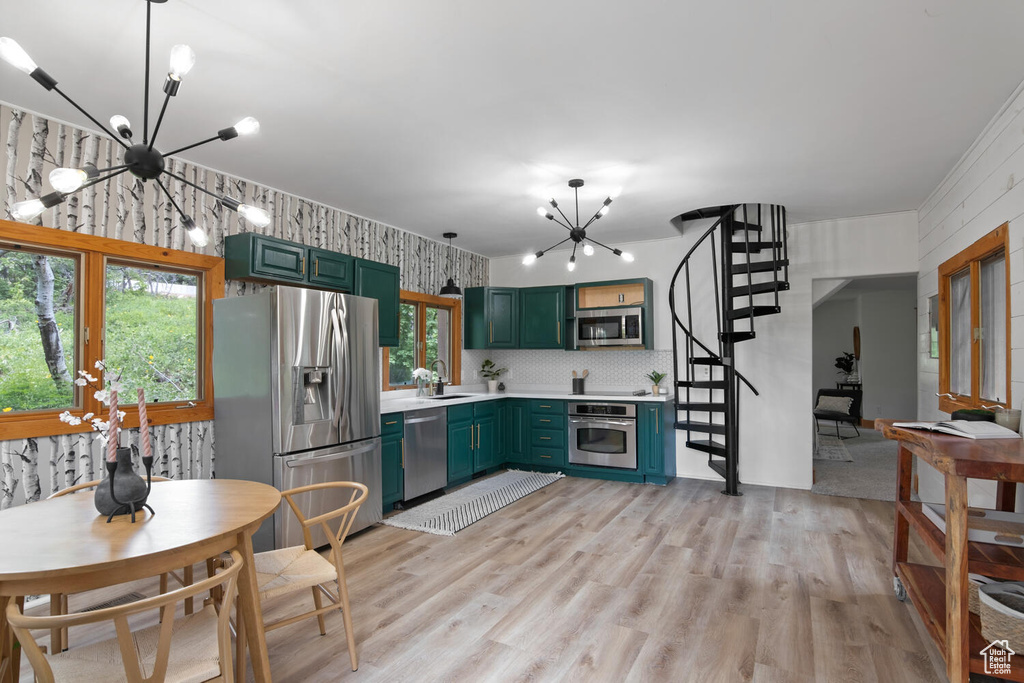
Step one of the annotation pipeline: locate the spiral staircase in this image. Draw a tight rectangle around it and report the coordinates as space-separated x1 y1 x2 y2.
669 204 789 495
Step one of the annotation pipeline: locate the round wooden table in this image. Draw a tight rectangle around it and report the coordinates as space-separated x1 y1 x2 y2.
0 479 281 683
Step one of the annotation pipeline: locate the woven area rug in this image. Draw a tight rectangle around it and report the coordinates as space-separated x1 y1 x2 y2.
381 469 565 536
814 435 853 461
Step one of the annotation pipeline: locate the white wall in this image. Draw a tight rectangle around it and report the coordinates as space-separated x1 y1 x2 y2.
916 79 1024 507
812 298 857 394
858 289 918 421
489 210 919 490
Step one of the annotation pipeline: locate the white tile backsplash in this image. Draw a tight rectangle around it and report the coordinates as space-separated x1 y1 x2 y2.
461 348 674 394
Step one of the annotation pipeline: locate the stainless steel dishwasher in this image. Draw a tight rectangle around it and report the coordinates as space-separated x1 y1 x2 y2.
403 407 448 499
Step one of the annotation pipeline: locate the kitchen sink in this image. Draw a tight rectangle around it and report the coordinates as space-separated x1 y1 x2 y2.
426 394 472 400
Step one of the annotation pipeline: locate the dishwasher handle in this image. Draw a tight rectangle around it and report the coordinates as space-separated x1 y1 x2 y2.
405 414 444 425
283 440 378 468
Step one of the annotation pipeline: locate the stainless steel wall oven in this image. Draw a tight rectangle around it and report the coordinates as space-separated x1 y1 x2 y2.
568 402 637 469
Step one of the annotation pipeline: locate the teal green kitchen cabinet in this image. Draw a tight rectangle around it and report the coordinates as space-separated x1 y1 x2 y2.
472 401 498 472
308 247 354 291
463 287 519 349
380 413 405 512
638 402 676 485
529 399 567 467
519 286 565 349
447 405 475 484
507 399 529 464
353 259 400 347
224 233 308 283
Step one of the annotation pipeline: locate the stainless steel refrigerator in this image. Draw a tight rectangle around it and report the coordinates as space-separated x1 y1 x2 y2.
213 285 382 552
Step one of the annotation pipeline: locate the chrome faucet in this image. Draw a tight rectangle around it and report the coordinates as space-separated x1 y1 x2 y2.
429 359 448 396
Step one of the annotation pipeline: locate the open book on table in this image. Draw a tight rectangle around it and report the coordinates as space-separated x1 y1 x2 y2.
891 420 1021 439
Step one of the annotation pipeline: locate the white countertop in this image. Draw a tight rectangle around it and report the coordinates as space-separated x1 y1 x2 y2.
381 389 673 414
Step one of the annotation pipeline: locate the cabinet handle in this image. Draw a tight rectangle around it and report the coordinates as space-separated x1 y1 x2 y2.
476 424 481 449
540 405 551 409
557 320 561 344
540 436 551 440
540 455 552 459
540 419 551 423
300 257 305 275
470 428 474 451
655 417 658 435
489 321 493 343
315 259 319 277
385 420 397 426
400 438 405 469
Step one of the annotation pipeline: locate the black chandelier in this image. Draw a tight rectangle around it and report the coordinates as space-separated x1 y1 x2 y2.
525 178 633 271
0 0 269 247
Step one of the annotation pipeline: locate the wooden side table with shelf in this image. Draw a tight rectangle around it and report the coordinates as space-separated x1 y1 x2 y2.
878 419 1024 682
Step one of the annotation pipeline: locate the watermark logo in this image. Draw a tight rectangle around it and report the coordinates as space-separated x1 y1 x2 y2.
981 640 1015 676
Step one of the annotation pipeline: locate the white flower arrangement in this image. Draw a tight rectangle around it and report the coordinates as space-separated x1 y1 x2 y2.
58 359 127 447
412 367 433 381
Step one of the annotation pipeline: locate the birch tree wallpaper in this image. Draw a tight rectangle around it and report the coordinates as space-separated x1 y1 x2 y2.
0 104 488 508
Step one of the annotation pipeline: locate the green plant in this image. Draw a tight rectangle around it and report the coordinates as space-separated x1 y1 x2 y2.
645 370 667 385
481 359 506 380
834 351 855 375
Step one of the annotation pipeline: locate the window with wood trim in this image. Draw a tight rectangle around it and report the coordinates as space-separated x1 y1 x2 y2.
938 223 1010 413
383 290 461 390
0 219 224 439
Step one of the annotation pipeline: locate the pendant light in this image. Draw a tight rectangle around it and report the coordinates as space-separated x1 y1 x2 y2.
439 232 463 298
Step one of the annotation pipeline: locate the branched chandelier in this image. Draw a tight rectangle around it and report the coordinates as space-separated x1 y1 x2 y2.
524 178 633 271
0 0 270 247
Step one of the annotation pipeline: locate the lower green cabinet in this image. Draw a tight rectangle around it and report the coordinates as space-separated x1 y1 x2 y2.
472 402 498 472
354 259 400 347
508 399 529 462
381 413 405 512
639 403 675 484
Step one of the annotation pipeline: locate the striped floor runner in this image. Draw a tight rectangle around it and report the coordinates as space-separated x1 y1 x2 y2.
381 469 565 536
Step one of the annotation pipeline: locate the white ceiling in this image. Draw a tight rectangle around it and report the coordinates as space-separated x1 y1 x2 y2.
4 0 1024 258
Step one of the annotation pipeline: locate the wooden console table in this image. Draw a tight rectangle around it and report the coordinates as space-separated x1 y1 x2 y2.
878 419 1024 682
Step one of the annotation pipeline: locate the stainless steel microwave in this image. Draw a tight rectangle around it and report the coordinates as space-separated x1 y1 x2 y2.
575 307 643 348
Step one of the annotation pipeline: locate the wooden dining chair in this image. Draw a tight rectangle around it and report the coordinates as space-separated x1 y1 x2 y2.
236 481 368 675
46 476 211 653
7 549 243 683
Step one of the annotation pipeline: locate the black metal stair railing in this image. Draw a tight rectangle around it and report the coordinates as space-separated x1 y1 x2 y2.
668 203 789 496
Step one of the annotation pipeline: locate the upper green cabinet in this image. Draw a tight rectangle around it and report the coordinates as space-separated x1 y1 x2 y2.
224 233 400 347
519 286 565 349
353 260 400 347
464 287 519 349
309 247 354 291
225 233 307 283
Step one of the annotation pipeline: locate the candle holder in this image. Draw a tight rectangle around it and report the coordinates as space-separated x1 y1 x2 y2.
94 448 154 523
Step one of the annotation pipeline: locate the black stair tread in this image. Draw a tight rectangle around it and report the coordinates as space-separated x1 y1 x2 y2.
728 221 762 233
708 458 727 479
675 420 728 435
730 259 790 275
676 380 728 389
689 356 724 366
729 281 790 297
729 240 782 253
719 331 756 343
678 205 733 221
727 305 782 320
688 439 727 456
675 402 727 412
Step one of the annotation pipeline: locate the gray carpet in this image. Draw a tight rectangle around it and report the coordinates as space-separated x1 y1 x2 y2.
812 428 900 502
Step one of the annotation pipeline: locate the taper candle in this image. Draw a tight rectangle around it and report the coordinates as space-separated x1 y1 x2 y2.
106 389 119 463
138 388 152 460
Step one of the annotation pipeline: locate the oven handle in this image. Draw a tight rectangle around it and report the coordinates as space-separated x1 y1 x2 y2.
569 417 635 427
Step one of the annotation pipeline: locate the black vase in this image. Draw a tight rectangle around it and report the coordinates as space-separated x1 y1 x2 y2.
94 447 149 516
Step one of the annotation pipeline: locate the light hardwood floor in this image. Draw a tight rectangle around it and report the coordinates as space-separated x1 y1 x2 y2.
18 475 945 682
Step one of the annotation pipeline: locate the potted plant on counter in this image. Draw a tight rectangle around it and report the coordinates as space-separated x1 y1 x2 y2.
481 359 506 393
646 370 667 395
